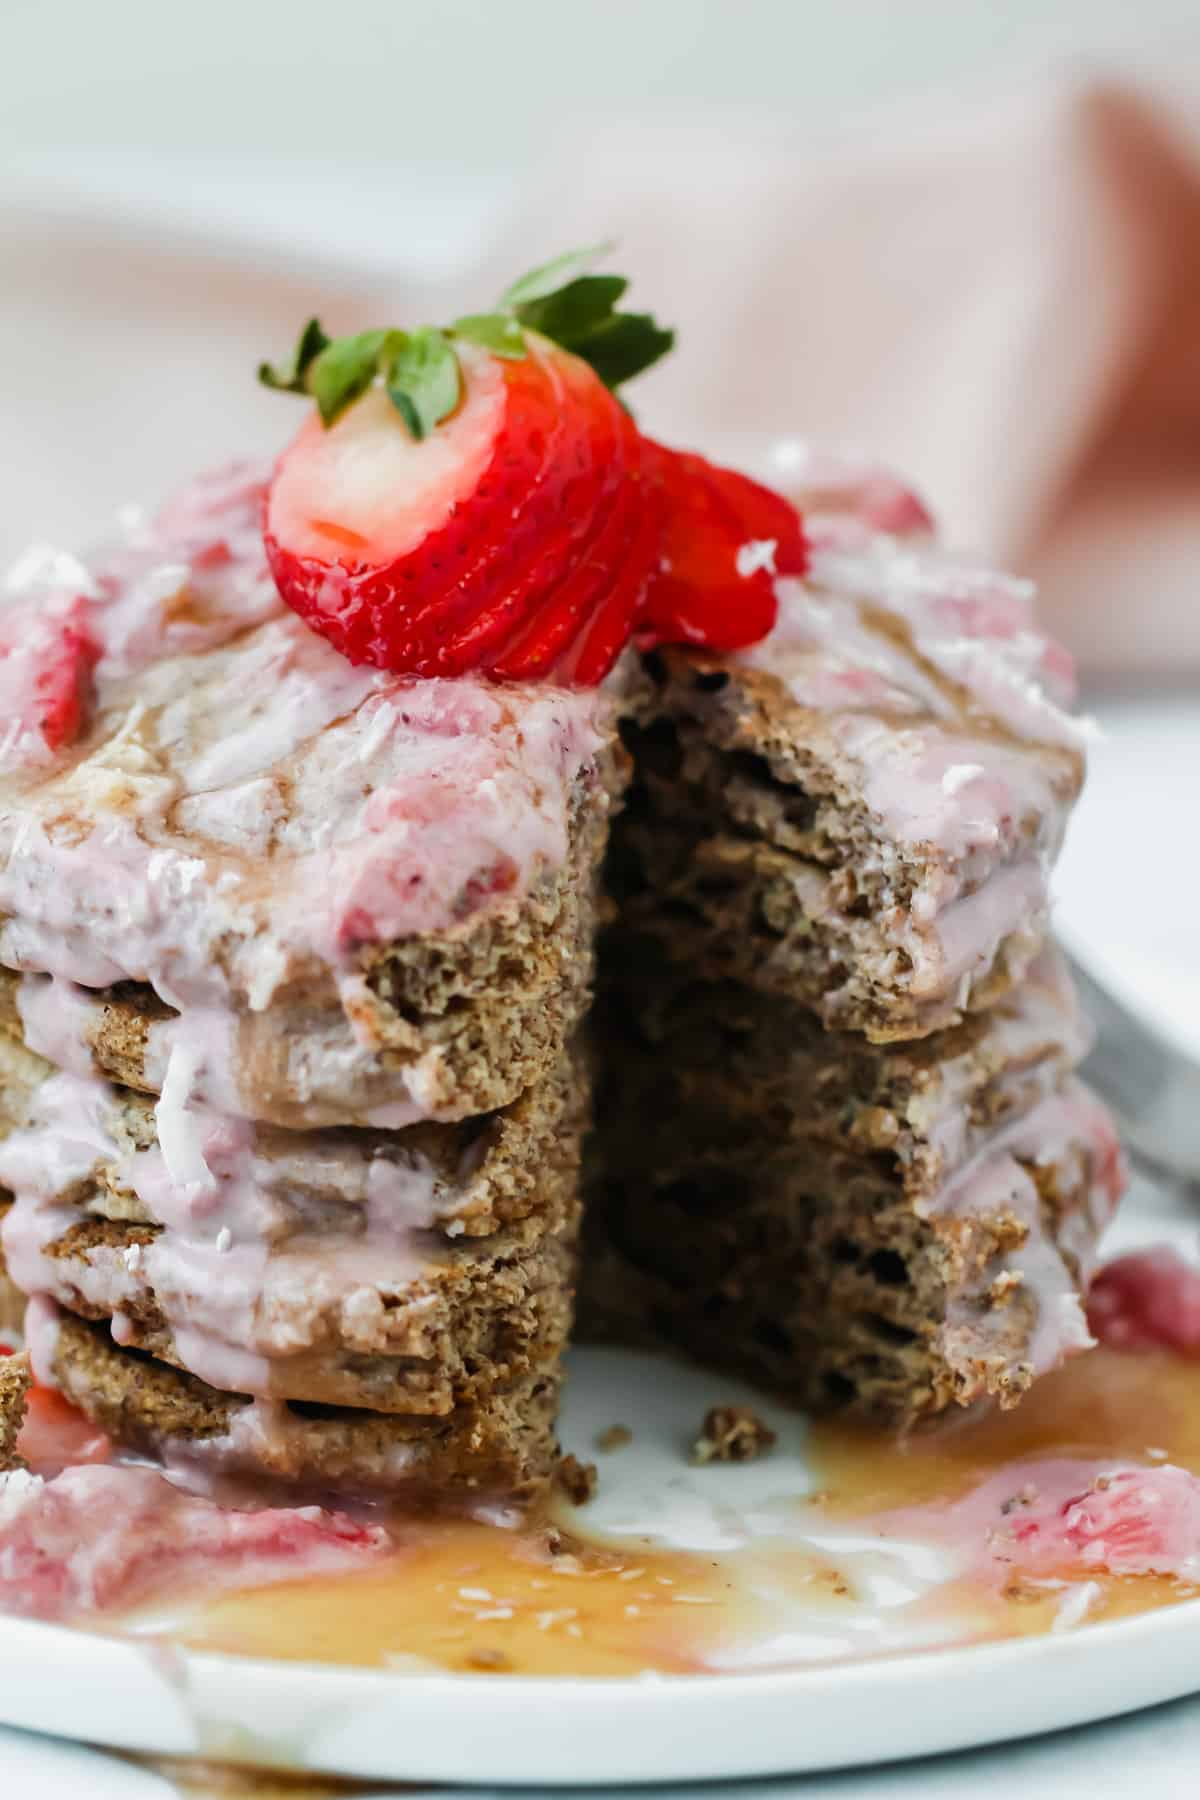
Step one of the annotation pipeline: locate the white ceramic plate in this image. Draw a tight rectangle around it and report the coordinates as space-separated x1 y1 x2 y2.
2 1578 1200 1788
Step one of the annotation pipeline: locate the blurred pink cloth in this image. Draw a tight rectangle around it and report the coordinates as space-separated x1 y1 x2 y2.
495 81 1200 677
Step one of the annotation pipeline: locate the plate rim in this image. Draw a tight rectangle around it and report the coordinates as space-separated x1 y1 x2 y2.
3 1589 1200 1783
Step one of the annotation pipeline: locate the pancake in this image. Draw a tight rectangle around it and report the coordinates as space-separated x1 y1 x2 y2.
50 1311 561 1496
583 948 1122 1424
0 1351 29 1471
0 1036 584 1416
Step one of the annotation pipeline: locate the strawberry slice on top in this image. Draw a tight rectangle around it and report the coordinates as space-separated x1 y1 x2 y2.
638 443 809 656
261 249 674 685
259 246 809 686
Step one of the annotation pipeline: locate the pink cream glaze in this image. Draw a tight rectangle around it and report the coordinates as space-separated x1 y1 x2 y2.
737 452 1086 1020
15 968 456 1131
0 1063 460 1397
763 445 1078 735
906 945 1092 1186
0 467 615 1128
0 1462 390 1622
22 1294 63 1390
928 1080 1125 1383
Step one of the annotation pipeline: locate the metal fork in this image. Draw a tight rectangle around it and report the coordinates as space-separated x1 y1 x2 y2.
1067 948 1200 1200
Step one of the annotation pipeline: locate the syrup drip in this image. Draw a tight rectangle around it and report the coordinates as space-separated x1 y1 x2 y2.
72 1344 1200 1680
141 1761 369 1798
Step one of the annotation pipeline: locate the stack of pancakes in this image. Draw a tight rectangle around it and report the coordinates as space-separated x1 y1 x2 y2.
0 458 1124 1498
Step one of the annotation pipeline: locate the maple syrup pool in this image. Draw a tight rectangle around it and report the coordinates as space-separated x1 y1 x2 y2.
25 1342 1186 1680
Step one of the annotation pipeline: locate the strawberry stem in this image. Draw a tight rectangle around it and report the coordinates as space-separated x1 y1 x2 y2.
257 247 675 439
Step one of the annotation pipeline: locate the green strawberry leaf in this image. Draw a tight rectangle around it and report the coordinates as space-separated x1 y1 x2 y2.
258 317 331 394
568 312 676 390
451 312 527 358
499 242 616 308
385 327 462 441
506 255 673 392
512 275 628 348
308 329 393 426
257 245 676 441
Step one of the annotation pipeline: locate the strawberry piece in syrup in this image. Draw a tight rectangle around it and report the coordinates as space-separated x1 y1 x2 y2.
1087 1248 1200 1355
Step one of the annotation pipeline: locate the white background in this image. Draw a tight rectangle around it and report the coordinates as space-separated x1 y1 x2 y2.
8 0 1200 167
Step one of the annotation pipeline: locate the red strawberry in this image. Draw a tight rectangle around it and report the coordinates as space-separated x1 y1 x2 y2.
637 444 809 656
18 1380 112 1475
265 338 656 685
258 262 815 685
1087 1249 1200 1356
488 368 654 682
0 598 99 755
33 609 100 752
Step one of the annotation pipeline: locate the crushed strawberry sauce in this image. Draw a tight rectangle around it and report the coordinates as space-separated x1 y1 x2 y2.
0 1463 390 1623
878 1458 1200 1593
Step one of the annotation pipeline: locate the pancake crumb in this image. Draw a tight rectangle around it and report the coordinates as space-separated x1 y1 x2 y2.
595 1423 632 1452
0 1353 31 1472
692 1404 777 1465
555 1453 598 1505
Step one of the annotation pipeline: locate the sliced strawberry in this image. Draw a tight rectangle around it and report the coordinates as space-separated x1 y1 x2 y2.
563 476 662 686
384 348 581 666
637 444 809 656
257 265 816 684
264 338 651 684
440 352 631 675
488 400 651 681
266 340 509 668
